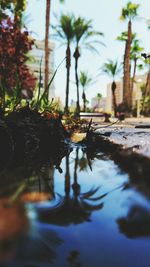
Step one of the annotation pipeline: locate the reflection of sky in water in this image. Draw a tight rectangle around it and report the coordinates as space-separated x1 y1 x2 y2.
1 148 150 267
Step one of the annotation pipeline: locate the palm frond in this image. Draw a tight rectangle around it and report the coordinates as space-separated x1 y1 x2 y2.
81 199 104 211
83 43 99 54
101 59 122 79
81 186 100 199
120 2 140 21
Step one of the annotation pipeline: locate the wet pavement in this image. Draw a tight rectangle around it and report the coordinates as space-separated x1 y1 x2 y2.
93 118 150 158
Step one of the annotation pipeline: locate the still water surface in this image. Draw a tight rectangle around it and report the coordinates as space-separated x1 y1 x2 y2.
0 147 150 267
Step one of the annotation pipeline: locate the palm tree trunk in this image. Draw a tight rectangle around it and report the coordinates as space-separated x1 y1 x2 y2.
73 47 80 114
140 69 150 114
45 0 51 99
145 67 150 96
112 81 117 117
65 44 71 114
82 89 86 112
131 57 137 106
65 155 70 197
123 19 132 110
72 148 80 198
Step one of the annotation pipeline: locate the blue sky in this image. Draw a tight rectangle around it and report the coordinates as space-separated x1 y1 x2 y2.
26 0 150 105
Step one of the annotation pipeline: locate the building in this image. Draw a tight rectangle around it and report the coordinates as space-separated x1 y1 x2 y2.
28 40 55 99
91 96 106 112
106 73 148 114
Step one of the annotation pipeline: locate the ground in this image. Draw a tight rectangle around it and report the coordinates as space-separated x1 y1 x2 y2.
91 117 150 159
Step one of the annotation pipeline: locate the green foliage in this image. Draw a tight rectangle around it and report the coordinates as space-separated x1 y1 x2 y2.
120 1 140 21
130 39 143 60
30 58 65 113
117 31 136 42
79 71 92 89
73 15 104 52
52 14 74 44
0 0 12 19
79 71 93 112
102 60 121 80
96 93 102 100
73 17 92 44
0 0 27 24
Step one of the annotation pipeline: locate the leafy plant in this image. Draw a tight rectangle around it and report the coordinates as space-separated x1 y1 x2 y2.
30 57 65 113
0 16 36 111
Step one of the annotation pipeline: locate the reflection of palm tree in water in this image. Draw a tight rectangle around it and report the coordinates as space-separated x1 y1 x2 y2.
78 150 89 172
39 148 104 225
38 163 55 196
65 154 71 198
72 147 80 201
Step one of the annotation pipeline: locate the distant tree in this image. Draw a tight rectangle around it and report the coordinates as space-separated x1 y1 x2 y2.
120 1 140 110
79 71 92 112
102 60 121 116
52 14 74 113
73 16 104 114
130 39 143 94
96 93 102 108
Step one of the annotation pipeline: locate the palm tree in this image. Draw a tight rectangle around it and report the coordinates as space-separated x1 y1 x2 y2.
96 93 102 109
130 39 143 94
73 16 104 114
52 14 74 113
141 57 150 114
120 1 140 110
102 60 121 116
117 31 136 43
65 154 71 198
44 0 64 100
79 71 92 112
117 32 143 106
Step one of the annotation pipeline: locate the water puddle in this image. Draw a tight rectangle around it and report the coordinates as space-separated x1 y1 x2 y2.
0 147 150 267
